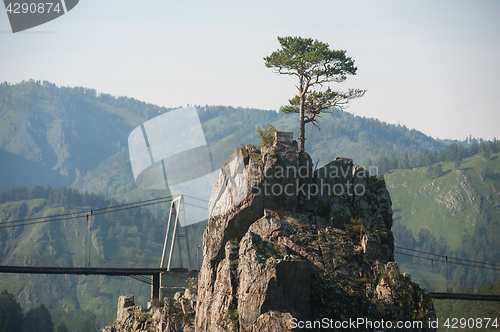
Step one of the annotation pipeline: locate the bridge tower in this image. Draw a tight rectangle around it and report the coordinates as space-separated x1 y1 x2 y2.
160 195 193 271
153 195 198 301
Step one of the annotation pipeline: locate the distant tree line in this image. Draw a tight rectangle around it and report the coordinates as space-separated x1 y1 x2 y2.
433 279 500 325
39 81 176 120
366 138 500 174
0 80 176 121
312 110 448 158
0 290 96 332
0 185 106 207
2 80 474 168
393 217 500 292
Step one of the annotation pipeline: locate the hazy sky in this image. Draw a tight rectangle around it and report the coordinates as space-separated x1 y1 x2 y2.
1 0 499 141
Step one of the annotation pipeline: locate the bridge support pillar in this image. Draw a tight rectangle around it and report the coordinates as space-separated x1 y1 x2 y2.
151 273 160 300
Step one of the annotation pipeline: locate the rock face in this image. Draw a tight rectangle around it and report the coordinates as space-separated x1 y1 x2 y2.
102 142 436 332
116 295 135 322
195 143 436 331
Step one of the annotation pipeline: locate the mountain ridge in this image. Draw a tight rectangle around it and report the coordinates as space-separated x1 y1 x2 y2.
1 80 450 195
2 80 498 330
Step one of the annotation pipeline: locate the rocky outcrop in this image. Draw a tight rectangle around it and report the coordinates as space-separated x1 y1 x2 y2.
103 292 196 332
196 143 436 331
116 295 135 322
103 142 436 332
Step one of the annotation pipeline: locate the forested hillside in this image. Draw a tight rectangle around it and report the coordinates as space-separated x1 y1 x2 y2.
0 185 205 330
1 80 498 330
367 137 499 174
385 150 500 329
387 151 500 291
0 81 150 191
1 81 450 196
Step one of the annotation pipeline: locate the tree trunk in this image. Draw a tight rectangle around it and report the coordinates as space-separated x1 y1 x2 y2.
298 76 306 152
299 104 305 152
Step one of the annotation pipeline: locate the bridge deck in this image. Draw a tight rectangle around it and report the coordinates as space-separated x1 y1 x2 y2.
0 265 197 276
430 292 500 301
2 267 497 302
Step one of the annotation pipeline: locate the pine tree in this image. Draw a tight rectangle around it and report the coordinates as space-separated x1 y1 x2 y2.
0 290 24 332
434 163 444 177
426 165 434 178
56 323 69 332
265 36 365 152
256 124 276 146
23 304 53 332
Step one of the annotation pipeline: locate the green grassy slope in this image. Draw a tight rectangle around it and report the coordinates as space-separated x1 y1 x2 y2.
386 151 500 294
386 152 500 251
384 152 500 331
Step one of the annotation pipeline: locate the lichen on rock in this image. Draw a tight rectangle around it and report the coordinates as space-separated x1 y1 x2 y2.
195 143 436 331
104 142 436 332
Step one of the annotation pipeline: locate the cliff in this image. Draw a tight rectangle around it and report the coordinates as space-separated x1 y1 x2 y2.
196 142 435 331
103 141 436 331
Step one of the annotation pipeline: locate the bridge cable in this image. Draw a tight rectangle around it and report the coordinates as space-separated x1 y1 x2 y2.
184 202 209 210
184 195 209 203
395 245 500 269
128 275 152 285
446 256 449 292
0 195 175 228
394 251 499 271
431 258 435 292
0 195 179 230
85 214 89 268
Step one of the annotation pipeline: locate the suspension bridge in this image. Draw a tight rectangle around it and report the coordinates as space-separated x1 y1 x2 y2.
0 194 204 300
0 195 498 302
395 245 500 301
